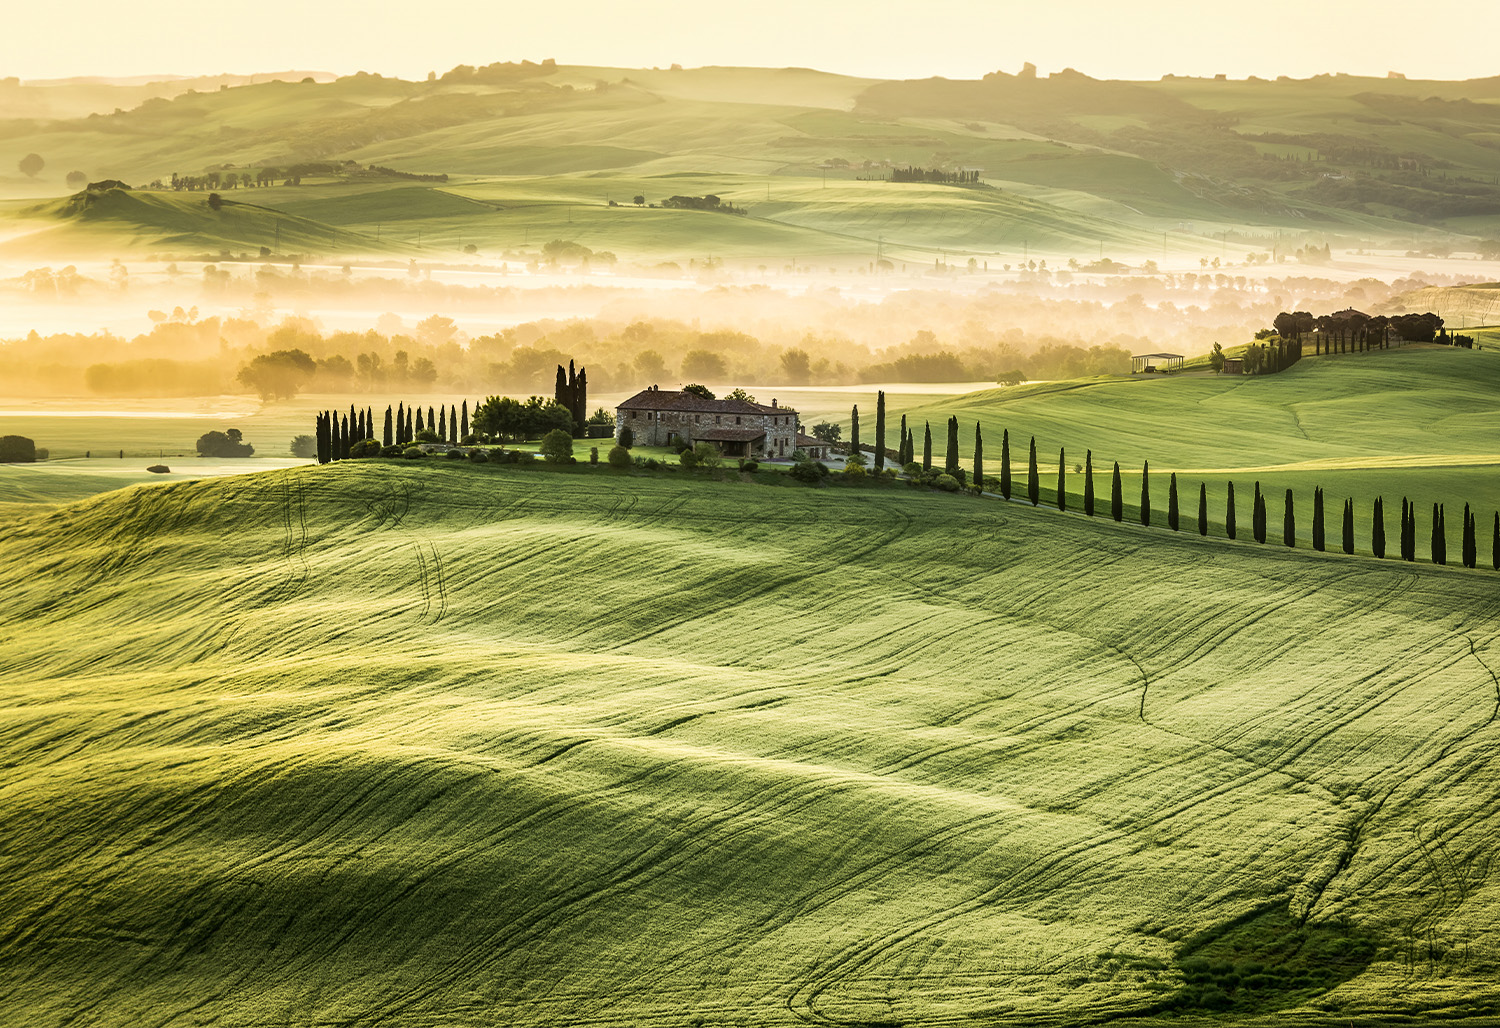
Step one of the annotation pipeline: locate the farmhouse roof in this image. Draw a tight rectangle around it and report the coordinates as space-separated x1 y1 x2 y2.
616 387 797 415
795 432 824 447
697 427 768 442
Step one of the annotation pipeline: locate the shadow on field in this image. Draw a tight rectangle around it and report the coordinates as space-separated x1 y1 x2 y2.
1166 901 1379 1014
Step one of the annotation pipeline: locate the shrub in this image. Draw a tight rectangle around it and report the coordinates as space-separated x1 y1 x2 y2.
788 459 828 483
740 459 759 473
844 451 865 467
402 446 425 459
445 448 466 459
618 426 634 449
643 457 662 470
679 447 699 468
414 429 440 443
607 445 632 468
469 449 489 463
589 446 599 464
381 444 404 457
539 428 574 463
460 434 479 445
882 467 897 479
146 464 169 474
691 441 721 468
934 474 961 492
290 434 317 458
902 461 922 477
349 438 382 458
669 434 690 454
195 429 254 457
34 447 48 461
843 462 867 479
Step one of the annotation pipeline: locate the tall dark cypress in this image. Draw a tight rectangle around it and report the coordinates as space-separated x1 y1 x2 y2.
1198 482 1208 536
416 406 425 437
366 407 374 440
1252 482 1265 543
906 428 914 466
1372 497 1385 558
1056 448 1066 511
1312 487 1325 551
316 412 329 464
1111 462 1123 522
1432 503 1445 565
874 391 886 472
1283 489 1295 547
384 406 393 447
450 405 458 445
330 412 341 462
922 421 932 471
1139 461 1151 526
1226 482 1236 540
438 405 447 441
945 417 960 475
428 406 435 435
350 404 358 440
1463 504 1477 569
899 414 908 465
850 405 860 458
1002 429 1014 501
461 399 469 441
397 402 406 444
339 414 351 460
973 423 984 488
1027 437 1039 506
576 366 588 437
1342 499 1354 555
1167 472 1179 530
1084 450 1095 517
1493 512 1499 571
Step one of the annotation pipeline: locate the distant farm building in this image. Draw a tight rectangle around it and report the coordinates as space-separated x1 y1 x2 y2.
796 432 831 460
616 387 800 458
1221 357 1244 375
1131 352 1185 373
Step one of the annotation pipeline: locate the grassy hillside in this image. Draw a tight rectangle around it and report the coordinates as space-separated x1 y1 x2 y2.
897 345 1500 554
6 64 1500 261
1 462 1498 1026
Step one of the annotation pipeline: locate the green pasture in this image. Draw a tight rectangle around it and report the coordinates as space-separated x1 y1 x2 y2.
2 461 1498 1026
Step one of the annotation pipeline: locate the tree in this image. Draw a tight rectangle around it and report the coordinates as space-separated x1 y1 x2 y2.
196 428 254 457
1000 429 1011 499
922 421 932 472
726 388 756 403
207 192 223 211
1283 489 1295 547
1198 482 1208 536
973 423 983 489
384 406 394 447
1226 482 1236 540
1167 472 1179 530
290 434 317 458
1027 437 1039 506
66 170 87 189
1208 342 1225 373
1462 503 1477 569
633 194 645 206
1083 450 1094 516
941 417 957 475
1372 497 1385 558
618 425 634 449
539 428 574 463
1343 499 1355 555
1109 462 1123 521
461 399 469 441
899 414 909 465
682 383 715 400
780 348 811 384
1252 482 1265 543
236 349 316 400
608 445 632 468
1056 448 1066 512
1431 503 1445 565
812 421 842 443
875 391 886 471
1139 461 1151 526
18 153 43 179
1312 487 1325 552
0 435 37 462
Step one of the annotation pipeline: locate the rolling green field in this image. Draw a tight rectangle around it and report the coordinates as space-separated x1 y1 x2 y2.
895 345 1500 556
2 461 1499 1026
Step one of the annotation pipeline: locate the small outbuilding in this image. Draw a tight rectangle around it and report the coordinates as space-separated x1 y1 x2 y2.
795 432 831 460
1131 352 1185 373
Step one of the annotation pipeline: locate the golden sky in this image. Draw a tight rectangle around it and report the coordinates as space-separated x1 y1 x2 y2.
3 0 1497 82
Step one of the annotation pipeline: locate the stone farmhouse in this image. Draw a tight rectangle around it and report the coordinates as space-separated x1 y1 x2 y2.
615 387 800 458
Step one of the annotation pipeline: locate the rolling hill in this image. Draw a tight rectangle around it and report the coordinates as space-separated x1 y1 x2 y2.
2 461 1499 1026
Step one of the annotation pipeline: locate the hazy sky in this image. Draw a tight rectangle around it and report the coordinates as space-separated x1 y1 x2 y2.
3 0 1497 83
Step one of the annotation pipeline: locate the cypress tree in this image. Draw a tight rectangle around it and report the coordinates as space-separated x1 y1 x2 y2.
428 406 435 435
450 405 459 445
1226 482 1236 540
1056 448 1066 511
1084 450 1095 517
384 406 393 447
1027 437 1039 506
1198 482 1208 536
439 406 447 441
849 404 860 458
1312 487 1325 551
461 400 469 441
416 407 425 437
1283 489 1295 547
331 412 342 461
973 423 984 488
1372 497 1385 558
1462 504 1476 569
1342 499 1355 555
350 404 358 440
922 421 932 471
397 402 406 443
946 417 960 475
1432 504 1445 565
1167 472 1179 530
315 412 329 464
1111 462 1123 522
899 414 908 465
339 415 351 460
1140 461 1151 526
367 407 374 440
1002 426 1014 498
1493 512 1499 571
874 391 886 471
1252 482 1265 543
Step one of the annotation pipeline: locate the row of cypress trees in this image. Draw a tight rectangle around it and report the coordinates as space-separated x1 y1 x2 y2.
890 412 1498 571
316 400 473 464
